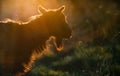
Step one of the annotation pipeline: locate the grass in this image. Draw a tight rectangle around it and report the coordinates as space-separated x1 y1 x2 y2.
23 38 120 76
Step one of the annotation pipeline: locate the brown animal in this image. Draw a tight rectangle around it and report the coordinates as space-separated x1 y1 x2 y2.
0 6 71 75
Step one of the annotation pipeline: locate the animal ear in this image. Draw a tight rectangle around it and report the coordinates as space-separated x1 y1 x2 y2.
57 5 65 12
38 5 47 14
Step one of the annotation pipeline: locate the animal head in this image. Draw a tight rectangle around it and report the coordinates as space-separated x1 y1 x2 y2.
37 6 72 47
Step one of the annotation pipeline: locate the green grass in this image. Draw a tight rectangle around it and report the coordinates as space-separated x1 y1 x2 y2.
24 40 120 76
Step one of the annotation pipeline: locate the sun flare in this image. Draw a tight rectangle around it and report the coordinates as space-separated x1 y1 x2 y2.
0 0 61 21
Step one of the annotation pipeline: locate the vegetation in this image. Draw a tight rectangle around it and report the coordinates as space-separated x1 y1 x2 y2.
24 37 120 76
23 1 120 76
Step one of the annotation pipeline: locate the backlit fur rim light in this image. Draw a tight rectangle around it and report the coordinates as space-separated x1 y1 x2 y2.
0 5 66 25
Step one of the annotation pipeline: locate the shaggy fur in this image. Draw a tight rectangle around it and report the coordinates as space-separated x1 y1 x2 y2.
0 6 71 75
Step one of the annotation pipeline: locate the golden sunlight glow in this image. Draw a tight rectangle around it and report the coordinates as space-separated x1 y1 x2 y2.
0 0 60 21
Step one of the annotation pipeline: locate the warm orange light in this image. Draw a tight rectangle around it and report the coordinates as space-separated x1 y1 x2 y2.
0 0 61 21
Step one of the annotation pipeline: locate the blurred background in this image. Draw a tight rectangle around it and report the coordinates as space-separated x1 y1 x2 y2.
0 0 120 76
0 0 120 42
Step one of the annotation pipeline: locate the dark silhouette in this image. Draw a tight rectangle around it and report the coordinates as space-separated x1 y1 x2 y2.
0 6 71 75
